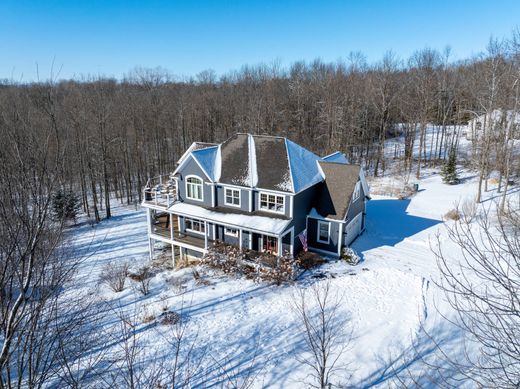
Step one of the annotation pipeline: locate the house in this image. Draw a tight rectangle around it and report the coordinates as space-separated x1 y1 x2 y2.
142 133 369 264
466 109 520 141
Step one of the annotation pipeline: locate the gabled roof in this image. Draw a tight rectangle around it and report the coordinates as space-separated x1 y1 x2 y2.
192 146 220 182
174 133 358 195
176 142 218 166
322 151 349 164
315 162 361 220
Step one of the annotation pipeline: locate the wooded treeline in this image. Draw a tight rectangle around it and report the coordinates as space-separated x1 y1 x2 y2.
1 34 519 221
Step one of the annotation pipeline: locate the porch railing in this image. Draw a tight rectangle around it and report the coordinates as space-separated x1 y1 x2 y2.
143 174 177 208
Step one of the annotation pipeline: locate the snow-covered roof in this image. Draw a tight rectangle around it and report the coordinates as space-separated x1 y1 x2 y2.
468 109 520 126
169 202 291 235
175 133 355 194
322 151 349 164
192 146 220 182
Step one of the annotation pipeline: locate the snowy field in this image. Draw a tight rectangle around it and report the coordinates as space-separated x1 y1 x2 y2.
62 127 519 388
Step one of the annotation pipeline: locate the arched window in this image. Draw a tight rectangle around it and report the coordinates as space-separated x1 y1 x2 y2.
186 176 203 201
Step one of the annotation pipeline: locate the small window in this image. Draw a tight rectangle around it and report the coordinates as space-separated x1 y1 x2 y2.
225 188 240 207
352 182 360 202
186 176 203 201
259 192 284 213
185 218 205 235
224 227 238 237
317 221 330 244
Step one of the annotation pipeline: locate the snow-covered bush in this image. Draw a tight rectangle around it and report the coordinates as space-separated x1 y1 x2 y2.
159 311 181 325
129 266 152 295
341 247 361 265
99 261 129 292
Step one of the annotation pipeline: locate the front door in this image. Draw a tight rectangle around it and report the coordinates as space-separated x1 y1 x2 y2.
261 235 278 254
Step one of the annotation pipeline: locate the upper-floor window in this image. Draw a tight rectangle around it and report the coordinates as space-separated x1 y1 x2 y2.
225 188 240 207
259 192 284 214
186 176 203 201
352 182 360 202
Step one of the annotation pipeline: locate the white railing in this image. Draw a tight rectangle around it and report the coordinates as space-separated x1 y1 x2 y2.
143 174 177 207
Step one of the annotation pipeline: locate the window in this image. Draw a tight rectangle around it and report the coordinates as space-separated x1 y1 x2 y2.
225 188 240 206
185 218 205 235
352 182 360 202
224 227 238 237
262 235 278 253
259 192 285 213
186 176 203 201
317 220 330 244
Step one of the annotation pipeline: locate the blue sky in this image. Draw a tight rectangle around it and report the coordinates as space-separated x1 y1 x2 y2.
1 0 519 81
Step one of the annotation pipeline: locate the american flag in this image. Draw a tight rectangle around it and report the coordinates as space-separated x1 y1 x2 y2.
298 230 308 252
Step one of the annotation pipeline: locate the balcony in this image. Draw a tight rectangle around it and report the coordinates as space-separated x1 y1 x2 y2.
143 174 177 208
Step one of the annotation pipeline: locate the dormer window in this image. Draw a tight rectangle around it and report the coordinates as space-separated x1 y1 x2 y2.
186 176 203 201
225 188 241 207
352 182 360 202
259 192 284 214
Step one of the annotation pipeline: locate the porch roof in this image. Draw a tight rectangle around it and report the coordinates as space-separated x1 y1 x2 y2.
168 202 291 235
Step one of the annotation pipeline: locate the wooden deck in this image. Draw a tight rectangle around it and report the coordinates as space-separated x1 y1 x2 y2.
152 214 206 250
143 174 177 208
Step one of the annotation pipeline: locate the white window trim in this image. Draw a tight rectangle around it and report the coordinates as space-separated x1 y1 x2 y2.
185 217 205 235
185 175 204 202
258 192 285 214
352 182 360 202
224 227 239 237
224 187 241 207
317 220 331 244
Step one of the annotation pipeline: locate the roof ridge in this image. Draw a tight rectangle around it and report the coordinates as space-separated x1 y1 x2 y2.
283 138 296 193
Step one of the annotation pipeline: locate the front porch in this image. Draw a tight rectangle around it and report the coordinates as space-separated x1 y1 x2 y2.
147 209 294 265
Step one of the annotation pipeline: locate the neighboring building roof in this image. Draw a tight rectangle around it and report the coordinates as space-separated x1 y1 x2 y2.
169 202 291 234
315 162 361 220
174 133 358 195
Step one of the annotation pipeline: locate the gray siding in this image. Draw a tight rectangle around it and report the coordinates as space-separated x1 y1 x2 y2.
216 185 251 212
345 181 366 222
281 184 320 254
307 217 341 254
176 156 214 207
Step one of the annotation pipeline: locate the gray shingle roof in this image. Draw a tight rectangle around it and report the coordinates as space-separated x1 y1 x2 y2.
316 162 361 220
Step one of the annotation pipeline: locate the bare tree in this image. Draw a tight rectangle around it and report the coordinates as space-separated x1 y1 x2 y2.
431 202 520 387
292 281 352 389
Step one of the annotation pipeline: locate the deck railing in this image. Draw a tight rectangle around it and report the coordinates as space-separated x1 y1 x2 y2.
143 174 177 208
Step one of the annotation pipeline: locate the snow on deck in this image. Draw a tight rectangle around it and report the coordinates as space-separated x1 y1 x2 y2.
169 202 291 235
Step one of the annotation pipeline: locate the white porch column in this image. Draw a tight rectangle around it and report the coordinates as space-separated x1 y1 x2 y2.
170 214 174 240
239 229 243 250
146 208 153 260
171 243 176 268
148 238 154 261
277 235 282 257
338 222 344 256
204 221 208 249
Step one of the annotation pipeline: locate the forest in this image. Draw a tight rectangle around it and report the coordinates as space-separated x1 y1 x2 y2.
1 32 519 222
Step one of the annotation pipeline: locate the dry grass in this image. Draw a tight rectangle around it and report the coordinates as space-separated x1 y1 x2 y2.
444 208 461 221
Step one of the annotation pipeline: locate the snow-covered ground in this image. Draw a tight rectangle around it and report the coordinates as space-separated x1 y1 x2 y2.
63 127 518 388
